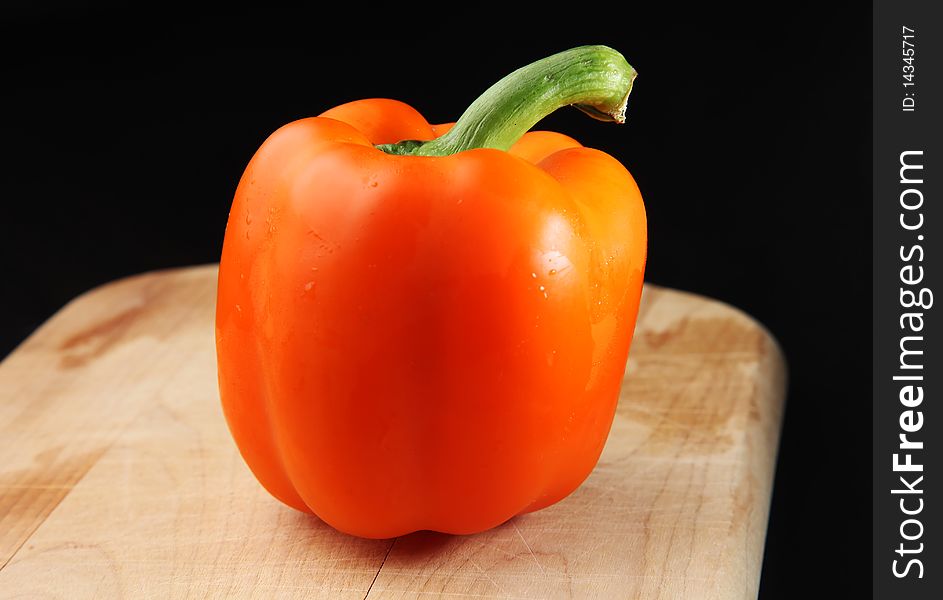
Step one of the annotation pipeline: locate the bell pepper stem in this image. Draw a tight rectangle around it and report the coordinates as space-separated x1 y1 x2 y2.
377 45 637 157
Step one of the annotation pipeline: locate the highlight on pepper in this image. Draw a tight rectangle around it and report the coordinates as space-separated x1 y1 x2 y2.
216 45 646 538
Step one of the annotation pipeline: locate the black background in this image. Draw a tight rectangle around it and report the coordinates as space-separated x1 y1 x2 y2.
3 5 870 597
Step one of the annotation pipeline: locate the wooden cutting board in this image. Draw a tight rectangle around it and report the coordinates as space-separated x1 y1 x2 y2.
0 265 785 599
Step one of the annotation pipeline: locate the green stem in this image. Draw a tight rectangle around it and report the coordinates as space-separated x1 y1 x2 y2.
377 45 637 157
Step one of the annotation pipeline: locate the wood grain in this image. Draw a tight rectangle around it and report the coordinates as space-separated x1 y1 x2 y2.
0 265 785 599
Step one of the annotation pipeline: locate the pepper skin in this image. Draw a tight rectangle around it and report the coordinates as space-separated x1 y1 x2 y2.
216 47 646 538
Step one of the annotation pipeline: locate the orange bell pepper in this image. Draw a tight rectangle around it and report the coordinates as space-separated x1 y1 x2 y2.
216 46 646 538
